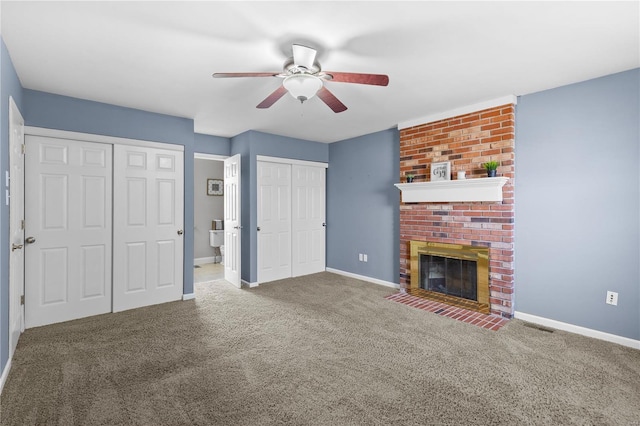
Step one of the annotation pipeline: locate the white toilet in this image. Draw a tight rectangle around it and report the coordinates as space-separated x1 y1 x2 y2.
209 230 224 263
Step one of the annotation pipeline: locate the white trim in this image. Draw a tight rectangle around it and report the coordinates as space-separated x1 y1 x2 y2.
195 153 226 160
182 293 196 301
326 268 400 289
24 126 184 151
256 155 328 169
398 95 518 130
514 311 640 350
395 177 509 203
194 256 217 266
0 357 12 396
242 279 259 288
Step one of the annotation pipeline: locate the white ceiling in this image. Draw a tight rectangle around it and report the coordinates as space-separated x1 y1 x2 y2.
2 1 638 143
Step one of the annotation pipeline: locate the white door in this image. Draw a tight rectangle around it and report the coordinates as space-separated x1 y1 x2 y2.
224 154 241 287
8 97 24 352
292 165 326 276
257 161 292 283
25 136 112 328
112 145 184 312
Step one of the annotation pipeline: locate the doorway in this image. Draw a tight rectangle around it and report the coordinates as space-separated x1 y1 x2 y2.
193 154 225 284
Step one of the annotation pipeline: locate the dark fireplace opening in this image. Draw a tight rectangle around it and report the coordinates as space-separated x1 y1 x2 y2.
420 255 477 301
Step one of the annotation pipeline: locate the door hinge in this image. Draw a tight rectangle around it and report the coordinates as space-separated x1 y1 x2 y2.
21 144 26 154
21 219 24 230
20 295 24 305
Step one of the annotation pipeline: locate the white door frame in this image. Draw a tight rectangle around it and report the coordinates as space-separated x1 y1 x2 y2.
8 96 25 358
24 127 185 152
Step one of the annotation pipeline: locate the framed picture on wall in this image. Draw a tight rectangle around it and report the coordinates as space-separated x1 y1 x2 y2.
430 161 451 181
207 178 223 196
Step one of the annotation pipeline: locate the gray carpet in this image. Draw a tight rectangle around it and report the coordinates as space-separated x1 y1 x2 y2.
1 272 639 425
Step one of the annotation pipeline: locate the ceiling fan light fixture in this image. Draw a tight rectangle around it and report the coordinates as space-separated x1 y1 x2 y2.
283 74 323 103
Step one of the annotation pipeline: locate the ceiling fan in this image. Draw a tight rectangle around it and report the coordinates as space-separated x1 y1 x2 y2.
212 44 389 113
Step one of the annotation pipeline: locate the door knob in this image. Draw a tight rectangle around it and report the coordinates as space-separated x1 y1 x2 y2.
25 236 36 244
177 230 183 235
257 227 261 231
234 226 243 229
11 243 23 252
322 223 326 227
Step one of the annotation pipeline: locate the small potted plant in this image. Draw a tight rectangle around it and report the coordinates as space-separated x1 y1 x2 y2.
406 172 415 183
482 160 499 177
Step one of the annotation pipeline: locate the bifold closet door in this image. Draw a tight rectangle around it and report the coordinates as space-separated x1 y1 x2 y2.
112 145 184 312
292 165 326 277
25 136 113 328
257 161 292 283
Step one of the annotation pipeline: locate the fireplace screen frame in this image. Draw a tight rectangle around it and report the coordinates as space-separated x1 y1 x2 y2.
410 241 490 313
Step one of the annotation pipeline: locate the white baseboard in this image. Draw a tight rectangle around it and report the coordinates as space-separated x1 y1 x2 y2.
242 280 259 288
194 257 216 266
0 357 12 396
182 293 196 301
514 311 640 350
325 268 400 289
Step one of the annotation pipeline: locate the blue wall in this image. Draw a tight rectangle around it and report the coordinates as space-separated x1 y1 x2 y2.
23 89 199 296
0 39 24 378
515 68 640 340
327 129 400 283
194 133 230 156
231 130 329 284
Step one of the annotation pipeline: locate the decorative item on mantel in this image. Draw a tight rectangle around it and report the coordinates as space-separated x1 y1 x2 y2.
482 160 499 177
405 172 415 183
431 161 451 181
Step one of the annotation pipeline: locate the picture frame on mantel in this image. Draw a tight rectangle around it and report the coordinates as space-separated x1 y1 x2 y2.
431 161 451 182
207 178 223 196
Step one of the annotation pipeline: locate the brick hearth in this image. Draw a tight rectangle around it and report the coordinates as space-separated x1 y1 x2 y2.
399 104 515 318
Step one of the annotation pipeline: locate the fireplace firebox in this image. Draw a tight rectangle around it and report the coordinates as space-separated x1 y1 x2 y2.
410 241 490 313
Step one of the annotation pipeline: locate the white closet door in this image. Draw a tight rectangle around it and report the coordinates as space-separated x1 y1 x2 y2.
113 145 184 312
292 165 326 276
257 161 292 283
25 136 112 328
224 154 241 287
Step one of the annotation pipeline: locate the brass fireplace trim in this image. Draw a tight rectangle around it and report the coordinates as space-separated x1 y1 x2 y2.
409 241 490 314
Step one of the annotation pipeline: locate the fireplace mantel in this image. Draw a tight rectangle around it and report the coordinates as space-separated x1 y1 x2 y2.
395 177 509 203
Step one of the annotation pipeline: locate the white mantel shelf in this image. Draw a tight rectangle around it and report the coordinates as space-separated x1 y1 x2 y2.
394 177 509 203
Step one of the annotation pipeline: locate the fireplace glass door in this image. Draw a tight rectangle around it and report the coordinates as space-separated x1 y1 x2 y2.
420 255 477 301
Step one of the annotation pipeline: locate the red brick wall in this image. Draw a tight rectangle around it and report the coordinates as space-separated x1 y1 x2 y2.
399 104 515 318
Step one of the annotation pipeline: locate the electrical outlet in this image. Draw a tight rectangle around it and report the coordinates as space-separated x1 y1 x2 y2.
358 253 363 262
606 291 618 306
363 254 368 262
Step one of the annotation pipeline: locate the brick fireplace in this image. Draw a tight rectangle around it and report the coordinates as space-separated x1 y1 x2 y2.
399 104 515 318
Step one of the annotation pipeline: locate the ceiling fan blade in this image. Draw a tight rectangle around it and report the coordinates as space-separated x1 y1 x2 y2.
256 85 289 109
292 44 317 70
323 72 389 86
213 72 279 78
316 87 347 113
